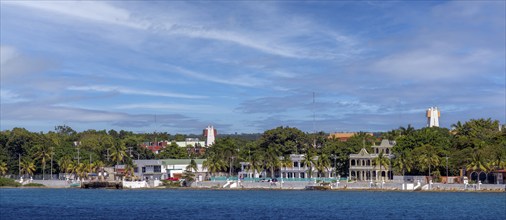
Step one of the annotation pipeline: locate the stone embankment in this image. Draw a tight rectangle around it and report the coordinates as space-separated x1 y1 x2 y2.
193 180 506 192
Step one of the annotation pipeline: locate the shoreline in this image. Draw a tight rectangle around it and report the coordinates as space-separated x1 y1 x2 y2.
2 185 504 193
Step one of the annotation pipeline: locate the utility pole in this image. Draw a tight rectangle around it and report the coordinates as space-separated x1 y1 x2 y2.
18 154 21 179
446 156 449 183
50 147 53 180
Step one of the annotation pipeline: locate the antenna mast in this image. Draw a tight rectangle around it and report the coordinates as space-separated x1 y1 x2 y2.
313 92 316 148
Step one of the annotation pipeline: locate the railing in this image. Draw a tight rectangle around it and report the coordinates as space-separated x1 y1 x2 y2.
210 176 345 182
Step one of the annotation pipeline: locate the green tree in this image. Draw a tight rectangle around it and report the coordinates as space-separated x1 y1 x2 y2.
302 149 316 179
57 156 73 177
264 145 281 178
0 161 7 175
466 152 489 172
156 142 187 159
415 144 441 177
188 159 198 173
248 151 264 178
315 154 331 178
202 154 226 178
110 143 127 165
33 144 53 180
393 151 413 176
20 157 36 178
373 152 390 181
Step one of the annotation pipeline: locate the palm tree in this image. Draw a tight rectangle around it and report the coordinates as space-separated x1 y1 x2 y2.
110 143 128 165
399 124 415 136
264 146 281 179
280 154 292 169
86 161 96 175
20 158 36 178
393 151 413 176
65 161 77 180
466 152 489 172
188 159 198 173
373 152 390 181
302 150 316 179
75 163 87 182
33 144 53 180
0 161 8 176
58 156 73 179
315 154 331 178
124 160 136 181
202 154 226 179
451 121 464 134
418 145 441 177
248 151 264 179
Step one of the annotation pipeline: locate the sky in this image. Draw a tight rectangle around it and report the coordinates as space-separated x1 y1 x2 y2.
1 1 505 134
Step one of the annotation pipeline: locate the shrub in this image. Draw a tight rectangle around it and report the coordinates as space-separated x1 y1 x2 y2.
23 183 45 187
0 177 21 187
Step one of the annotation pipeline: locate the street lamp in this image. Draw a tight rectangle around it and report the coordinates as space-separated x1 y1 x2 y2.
446 156 449 183
331 154 337 179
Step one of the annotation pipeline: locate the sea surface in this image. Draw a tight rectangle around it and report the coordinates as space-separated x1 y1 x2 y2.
1 188 505 219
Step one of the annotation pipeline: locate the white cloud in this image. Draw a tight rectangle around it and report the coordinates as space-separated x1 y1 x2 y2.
0 45 54 80
67 85 206 99
165 64 267 87
2 1 146 29
115 103 232 114
0 89 28 104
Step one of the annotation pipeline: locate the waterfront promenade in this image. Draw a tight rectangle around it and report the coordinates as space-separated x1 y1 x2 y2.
11 179 505 192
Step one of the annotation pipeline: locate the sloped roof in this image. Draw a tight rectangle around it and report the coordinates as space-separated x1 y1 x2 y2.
161 159 206 165
372 139 395 148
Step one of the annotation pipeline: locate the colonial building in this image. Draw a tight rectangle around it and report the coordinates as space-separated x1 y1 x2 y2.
133 159 207 181
279 154 334 179
349 140 395 182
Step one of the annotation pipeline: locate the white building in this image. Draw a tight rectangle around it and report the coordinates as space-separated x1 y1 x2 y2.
203 125 216 147
174 138 205 148
427 107 440 127
133 159 207 181
349 140 395 182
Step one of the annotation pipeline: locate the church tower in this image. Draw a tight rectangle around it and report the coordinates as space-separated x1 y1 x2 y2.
426 107 440 127
203 125 216 147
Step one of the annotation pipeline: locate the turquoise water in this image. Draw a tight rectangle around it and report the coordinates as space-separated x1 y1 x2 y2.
1 189 505 219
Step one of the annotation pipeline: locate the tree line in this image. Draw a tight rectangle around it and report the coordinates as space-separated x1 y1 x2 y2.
0 118 504 181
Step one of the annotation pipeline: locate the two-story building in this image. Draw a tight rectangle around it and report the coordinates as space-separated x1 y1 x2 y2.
349 139 395 182
133 159 207 181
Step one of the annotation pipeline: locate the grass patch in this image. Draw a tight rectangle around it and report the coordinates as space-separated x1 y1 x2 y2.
23 183 45 187
0 177 21 187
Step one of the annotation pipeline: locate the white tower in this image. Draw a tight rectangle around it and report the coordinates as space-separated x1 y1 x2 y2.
203 125 216 147
426 107 440 127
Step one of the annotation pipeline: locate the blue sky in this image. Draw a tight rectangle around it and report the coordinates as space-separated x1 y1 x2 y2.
1 1 505 134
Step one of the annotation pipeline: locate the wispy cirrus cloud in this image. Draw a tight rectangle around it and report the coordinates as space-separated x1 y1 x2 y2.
67 85 206 99
2 1 146 29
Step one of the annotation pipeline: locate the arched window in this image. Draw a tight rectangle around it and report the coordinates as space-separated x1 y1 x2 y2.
351 160 355 166
367 160 370 166
386 149 390 154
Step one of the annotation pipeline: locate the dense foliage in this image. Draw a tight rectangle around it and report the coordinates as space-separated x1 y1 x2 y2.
0 118 504 180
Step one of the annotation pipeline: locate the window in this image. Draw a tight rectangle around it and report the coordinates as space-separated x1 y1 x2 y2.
142 167 146 173
134 167 138 173
154 165 161 173
294 162 298 167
